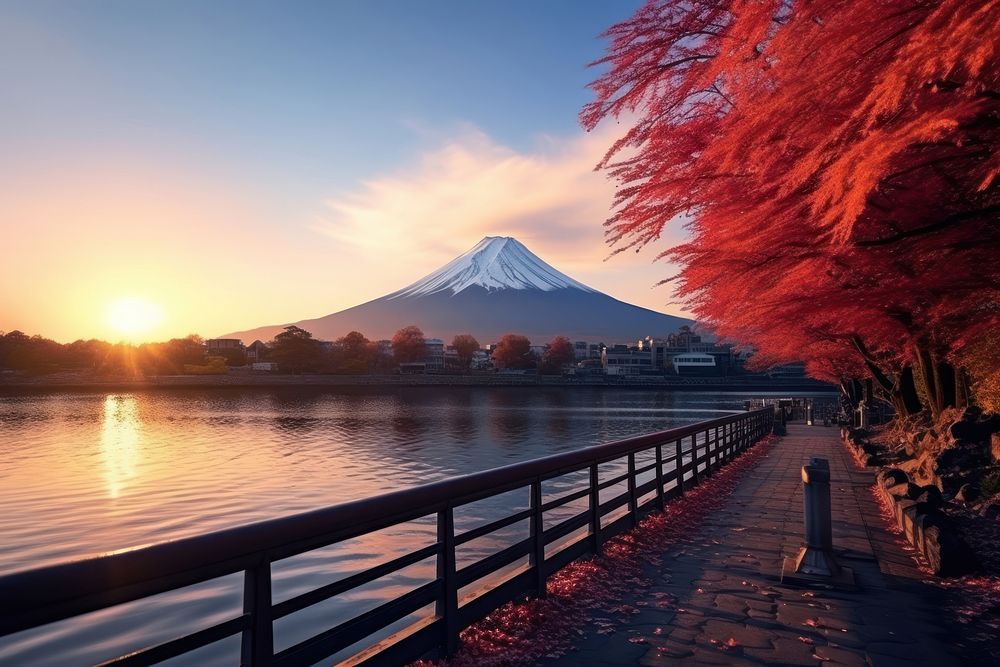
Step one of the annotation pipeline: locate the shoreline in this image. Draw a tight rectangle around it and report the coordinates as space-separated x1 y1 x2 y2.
0 372 836 393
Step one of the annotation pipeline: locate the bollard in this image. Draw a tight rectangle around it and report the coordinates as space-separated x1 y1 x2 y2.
771 404 787 436
793 458 840 576
805 402 814 426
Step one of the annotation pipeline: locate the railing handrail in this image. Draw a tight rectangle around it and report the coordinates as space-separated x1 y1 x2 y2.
1 408 774 665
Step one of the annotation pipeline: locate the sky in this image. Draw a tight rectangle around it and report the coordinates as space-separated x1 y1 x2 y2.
0 0 690 343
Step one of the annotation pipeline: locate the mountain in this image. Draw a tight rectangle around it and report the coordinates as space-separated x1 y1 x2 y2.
225 237 692 344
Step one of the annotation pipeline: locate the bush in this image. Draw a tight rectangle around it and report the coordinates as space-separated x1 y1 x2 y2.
981 471 1000 498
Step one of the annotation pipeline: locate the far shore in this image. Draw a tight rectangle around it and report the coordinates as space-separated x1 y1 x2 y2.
0 371 835 393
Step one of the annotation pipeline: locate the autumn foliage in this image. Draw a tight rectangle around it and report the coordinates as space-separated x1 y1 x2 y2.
585 0 1000 416
492 334 536 370
451 334 481 370
540 336 575 374
391 325 427 363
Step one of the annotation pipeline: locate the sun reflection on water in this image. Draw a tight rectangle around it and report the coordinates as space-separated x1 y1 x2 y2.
100 395 140 498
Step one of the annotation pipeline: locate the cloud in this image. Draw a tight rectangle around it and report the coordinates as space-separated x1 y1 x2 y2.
312 121 691 315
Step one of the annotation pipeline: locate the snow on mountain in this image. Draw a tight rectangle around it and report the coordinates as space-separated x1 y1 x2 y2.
224 236 692 344
389 236 595 298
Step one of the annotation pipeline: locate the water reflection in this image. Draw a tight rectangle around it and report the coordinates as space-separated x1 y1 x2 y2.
99 395 140 498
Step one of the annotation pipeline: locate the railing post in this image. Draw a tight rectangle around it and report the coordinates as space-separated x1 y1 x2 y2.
655 444 665 509
627 453 638 525
589 463 601 553
691 434 700 485
437 507 459 656
241 557 273 667
703 430 711 476
529 479 546 598
675 438 685 496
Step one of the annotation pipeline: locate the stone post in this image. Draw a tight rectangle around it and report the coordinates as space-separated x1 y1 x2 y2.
794 457 840 576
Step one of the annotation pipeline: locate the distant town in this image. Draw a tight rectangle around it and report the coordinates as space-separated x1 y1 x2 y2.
0 324 818 382
208 324 814 379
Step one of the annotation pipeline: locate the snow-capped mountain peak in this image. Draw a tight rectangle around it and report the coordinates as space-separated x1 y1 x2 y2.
389 236 596 298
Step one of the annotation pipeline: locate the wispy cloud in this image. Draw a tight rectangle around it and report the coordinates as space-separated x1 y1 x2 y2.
313 122 687 282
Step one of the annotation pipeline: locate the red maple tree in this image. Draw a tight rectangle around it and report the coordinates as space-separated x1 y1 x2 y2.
492 334 536 370
540 336 576 375
451 334 481 370
584 0 1000 416
391 325 427 364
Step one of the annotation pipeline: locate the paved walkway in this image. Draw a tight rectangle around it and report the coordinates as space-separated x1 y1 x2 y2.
550 423 960 666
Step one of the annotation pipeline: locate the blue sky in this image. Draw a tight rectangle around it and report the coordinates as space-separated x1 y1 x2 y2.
1 1 693 342
3 1 635 189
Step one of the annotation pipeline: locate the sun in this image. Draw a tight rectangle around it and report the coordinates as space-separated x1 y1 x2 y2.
105 297 164 340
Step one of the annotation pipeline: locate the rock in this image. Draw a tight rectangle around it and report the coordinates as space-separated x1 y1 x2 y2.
955 484 979 504
936 447 973 473
914 485 944 510
884 482 919 500
877 468 909 488
981 502 1000 519
894 498 919 531
898 451 941 489
950 408 1000 445
921 522 977 576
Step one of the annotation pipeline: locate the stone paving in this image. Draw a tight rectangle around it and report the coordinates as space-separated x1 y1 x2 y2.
548 423 960 666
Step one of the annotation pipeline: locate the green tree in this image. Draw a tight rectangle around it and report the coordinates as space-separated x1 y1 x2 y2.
332 331 377 373
268 326 324 373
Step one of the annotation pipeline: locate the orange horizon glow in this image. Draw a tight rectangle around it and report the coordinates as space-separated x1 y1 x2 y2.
104 297 165 343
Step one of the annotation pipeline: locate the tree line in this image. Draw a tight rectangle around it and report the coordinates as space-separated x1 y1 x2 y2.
268 326 577 374
0 330 206 376
0 327 579 376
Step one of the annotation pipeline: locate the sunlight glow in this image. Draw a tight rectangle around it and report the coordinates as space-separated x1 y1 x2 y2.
105 297 164 341
100 395 140 498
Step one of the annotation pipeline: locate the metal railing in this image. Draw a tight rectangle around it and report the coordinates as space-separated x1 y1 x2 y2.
0 408 773 666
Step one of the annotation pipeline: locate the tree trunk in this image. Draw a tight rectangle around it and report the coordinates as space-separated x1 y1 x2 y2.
850 334 921 418
897 366 923 415
934 358 957 413
956 368 971 409
915 343 942 418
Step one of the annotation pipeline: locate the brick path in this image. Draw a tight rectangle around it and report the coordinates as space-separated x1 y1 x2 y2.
549 423 959 666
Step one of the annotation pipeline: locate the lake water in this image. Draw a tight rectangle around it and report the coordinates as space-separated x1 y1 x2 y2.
0 387 830 665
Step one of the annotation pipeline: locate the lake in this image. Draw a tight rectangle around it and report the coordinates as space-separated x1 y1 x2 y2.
0 387 832 665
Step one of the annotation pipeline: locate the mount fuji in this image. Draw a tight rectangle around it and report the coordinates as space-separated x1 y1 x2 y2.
226 237 691 344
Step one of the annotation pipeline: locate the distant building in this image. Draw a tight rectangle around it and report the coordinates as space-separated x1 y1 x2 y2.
672 352 717 376
399 339 446 374
246 340 268 363
602 344 654 375
251 362 278 372
769 362 807 378
470 350 491 370
424 338 445 371
206 338 246 366
640 331 736 376
206 338 244 354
